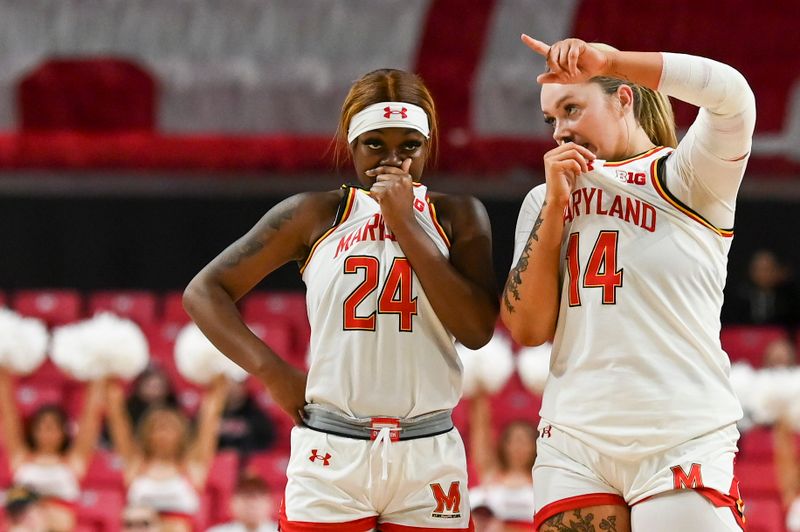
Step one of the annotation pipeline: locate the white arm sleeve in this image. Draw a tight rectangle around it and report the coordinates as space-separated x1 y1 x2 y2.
512 184 547 269
658 52 756 229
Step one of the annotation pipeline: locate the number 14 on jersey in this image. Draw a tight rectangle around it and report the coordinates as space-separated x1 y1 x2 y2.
566 231 623 306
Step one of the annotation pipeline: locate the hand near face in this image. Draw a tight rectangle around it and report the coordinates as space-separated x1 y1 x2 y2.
522 35 611 84
543 142 595 206
368 158 416 232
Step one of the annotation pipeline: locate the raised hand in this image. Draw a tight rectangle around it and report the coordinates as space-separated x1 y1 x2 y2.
522 35 611 84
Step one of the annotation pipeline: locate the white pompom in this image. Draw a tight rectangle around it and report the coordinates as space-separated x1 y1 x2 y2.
51 312 149 381
0 308 49 375
456 333 515 397
456 343 482 398
174 323 248 386
517 342 552 395
748 368 800 425
729 362 755 406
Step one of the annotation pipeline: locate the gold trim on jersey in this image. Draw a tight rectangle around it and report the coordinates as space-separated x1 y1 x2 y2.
299 187 357 274
650 156 734 238
604 146 670 167
426 197 451 248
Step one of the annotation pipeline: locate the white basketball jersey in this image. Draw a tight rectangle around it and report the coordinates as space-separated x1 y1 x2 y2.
301 184 461 418
517 147 743 460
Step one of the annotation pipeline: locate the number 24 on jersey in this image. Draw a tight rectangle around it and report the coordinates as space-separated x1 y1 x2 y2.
342 256 418 331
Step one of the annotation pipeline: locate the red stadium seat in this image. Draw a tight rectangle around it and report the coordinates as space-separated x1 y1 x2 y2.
76 488 124 532
19 58 156 133
246 451 290 496
87 290 158 327
241 291 310 356
82 450 125 491
162 291 190 325
721 326 789 367
13 289 83 327
14 361 69 421
14 382 64 419
0 446 12 487
205 451 240 524
738 426 775 462
744 496 786 532
247 318 299 367
490 373 542 434
735 460 780 498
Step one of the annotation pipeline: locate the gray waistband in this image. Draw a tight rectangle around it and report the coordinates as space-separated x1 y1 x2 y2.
302 404 454 441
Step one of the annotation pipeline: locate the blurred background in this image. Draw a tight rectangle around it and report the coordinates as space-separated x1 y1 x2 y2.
0 1 799 531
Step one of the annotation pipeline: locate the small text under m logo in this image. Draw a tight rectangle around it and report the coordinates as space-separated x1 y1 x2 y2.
430 481 462 519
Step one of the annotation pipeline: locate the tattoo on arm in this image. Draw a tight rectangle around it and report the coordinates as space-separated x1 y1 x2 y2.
541 510 618 532
503 202 547 313
218 198 301 269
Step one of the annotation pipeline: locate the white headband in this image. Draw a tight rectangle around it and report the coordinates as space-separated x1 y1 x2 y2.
347 101 430 144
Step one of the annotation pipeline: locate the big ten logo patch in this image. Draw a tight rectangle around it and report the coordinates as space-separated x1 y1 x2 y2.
414 198 426 212
671 463 704 489
616 170 646 185
429 482 462 519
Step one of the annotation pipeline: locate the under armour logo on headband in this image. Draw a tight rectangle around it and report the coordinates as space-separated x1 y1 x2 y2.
383 106 408 119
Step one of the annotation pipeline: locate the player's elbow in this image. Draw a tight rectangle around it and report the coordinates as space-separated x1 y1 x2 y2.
458 326 495 351
501 310 553 347
182 274 215 319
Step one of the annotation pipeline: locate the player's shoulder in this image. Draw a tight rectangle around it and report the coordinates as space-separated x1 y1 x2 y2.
427 191 487 219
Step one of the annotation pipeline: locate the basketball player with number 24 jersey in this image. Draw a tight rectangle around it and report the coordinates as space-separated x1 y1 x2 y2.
184 69 498 531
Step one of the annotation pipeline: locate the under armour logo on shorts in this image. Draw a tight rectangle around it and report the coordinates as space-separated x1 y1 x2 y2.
383 106 408 119
309 449 331 466
540 425 552 439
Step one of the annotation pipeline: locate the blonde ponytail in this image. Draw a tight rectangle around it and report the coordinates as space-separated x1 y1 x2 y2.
588 43 677 148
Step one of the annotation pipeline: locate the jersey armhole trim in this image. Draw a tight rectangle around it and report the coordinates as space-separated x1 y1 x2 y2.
299 187 357 274
426 196 452 248
651 156 734 238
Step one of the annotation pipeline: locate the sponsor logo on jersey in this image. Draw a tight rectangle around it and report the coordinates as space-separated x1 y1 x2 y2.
309 449 331 466
430 482 462 519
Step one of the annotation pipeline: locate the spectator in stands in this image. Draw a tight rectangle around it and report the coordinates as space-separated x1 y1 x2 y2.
723 249 800 328
127 366 181 429
217 379 275 456
206 474 278 532
121 505 160 532
3 485 46 532
468 487 504 532
762 337 797 369
469 388 536 530
774 416 800 531
0 368 106 532
106 375 228 532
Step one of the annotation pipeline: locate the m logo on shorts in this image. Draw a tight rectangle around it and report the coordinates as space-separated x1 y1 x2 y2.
429 481 462 519
671 463 704 489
